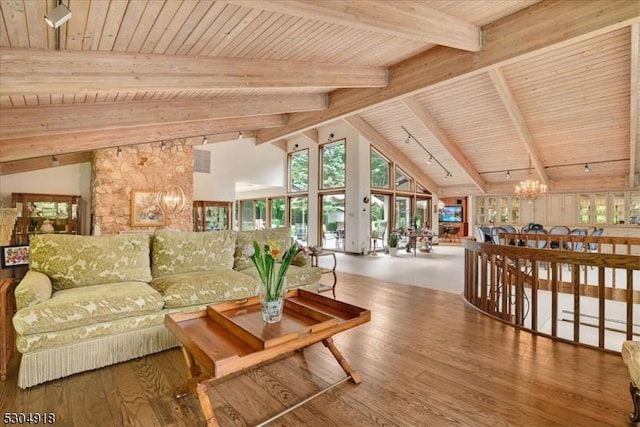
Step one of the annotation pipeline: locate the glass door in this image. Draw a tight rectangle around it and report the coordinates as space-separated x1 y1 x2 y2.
289 196 308 246
320 193 345 251
370 193 390 252
611 192 625 225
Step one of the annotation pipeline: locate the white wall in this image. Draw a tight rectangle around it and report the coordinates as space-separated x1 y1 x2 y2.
193 137 286 201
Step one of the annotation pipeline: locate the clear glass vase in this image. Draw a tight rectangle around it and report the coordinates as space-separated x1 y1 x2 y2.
259 278 286 323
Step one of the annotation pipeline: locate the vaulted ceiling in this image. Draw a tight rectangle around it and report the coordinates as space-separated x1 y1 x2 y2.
0 0 638 197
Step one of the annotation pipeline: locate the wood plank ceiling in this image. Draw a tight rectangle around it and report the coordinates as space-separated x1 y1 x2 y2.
0 0 638 197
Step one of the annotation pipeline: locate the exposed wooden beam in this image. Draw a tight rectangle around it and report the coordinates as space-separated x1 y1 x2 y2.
0 48 388 95
256 0 640 145
0 152 93 176
300 129 319 144
630 23 639 188
0 115 285 162
223 0 482 52
402 97 487 194
343 115 438 194
0 94 327 139
488 68 550 188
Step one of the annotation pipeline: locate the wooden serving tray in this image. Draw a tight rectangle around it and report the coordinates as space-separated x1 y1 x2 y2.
164 289 370 379
206 296 338 351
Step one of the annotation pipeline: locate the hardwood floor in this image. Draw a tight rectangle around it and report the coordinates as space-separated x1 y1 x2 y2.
0 272 631 426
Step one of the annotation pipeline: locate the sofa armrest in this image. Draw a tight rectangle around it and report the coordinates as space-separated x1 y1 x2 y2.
15 271 53 310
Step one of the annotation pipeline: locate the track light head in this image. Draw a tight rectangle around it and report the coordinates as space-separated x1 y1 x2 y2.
116 147 122 158
426 155 432 165
238 131 243 140
506 171 511 180
584 163 590 173
51 155 60 167
160 141 167 151
44 3 72 28
203 136 208 145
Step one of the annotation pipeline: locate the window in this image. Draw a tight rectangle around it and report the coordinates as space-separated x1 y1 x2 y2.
395 167 412 191
394 196 411 229
371 149 390 189
289 196 308 245
320 140 346 189
240 199 266 230
321 193 345 251
269 198 285 228
289 150 309 192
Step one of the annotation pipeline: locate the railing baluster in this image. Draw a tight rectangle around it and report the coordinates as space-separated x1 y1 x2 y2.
572 262 580 343
598 267 605 349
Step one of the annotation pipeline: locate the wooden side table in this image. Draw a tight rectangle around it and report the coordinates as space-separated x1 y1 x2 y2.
310 252 337 297
1 278 16 381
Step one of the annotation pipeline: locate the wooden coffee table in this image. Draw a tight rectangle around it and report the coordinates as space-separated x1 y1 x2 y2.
164 289 371 426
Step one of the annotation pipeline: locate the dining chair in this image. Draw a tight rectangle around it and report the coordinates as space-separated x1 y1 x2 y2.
548 225 571 249
566 228 587 252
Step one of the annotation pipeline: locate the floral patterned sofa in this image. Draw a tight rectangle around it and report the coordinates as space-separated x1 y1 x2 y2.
12 227 320 388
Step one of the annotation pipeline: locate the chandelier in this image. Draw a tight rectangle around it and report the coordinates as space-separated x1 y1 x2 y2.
515 156 547 203
157 184 186 213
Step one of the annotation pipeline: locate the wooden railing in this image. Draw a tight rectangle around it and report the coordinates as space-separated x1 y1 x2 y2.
463 234 640 353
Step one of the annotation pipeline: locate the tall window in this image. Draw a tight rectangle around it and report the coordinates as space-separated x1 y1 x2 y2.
395 196 411 229
320 193 345 251
289 150 309 192
289 196 308 245
371 149 390 189
240 199 266 230
320 140 346 189
270 198 285 228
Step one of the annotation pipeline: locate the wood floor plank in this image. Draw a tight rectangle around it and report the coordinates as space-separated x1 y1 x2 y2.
0 272 631 426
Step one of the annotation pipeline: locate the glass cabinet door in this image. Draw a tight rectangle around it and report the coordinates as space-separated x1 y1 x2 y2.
476 197 486 224
611 192 626 225
500 197 509 223
578 194 591 226
12 193 81 245
193 201 231 232
594 193 607 225
510 198 520 224
487 197 497 224
629 192 640 225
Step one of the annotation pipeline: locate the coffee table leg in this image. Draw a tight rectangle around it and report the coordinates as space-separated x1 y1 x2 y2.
322 337 362 384
178 347 219 427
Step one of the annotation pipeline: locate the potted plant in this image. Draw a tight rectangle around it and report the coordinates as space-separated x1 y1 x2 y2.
387 232 399 256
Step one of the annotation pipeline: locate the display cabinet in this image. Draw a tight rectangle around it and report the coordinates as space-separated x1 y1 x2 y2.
193 201 232 232
11 193 82 245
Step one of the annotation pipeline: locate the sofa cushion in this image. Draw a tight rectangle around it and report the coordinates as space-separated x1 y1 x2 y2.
623 341 640 386
151 230 236 278
29 234 152 291
238 264 321 289
234 227 292 271
12 281 165 335
150 268 259 308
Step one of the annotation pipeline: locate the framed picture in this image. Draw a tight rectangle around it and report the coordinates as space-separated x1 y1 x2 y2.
1 245 30 268
130 190 165 227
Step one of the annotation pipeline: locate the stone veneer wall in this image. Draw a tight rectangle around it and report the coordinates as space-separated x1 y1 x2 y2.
91 140 194 234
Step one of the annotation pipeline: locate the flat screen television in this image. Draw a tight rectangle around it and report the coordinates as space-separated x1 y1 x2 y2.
439 205 463 223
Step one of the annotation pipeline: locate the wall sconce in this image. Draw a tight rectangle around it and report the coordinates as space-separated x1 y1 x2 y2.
44 3 72 28
51 155 60 167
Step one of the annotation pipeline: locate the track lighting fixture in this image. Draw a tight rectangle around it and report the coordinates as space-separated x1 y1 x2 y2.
401 126 452 180
44 3 72 29
203 136 208 145
116 147 122 158
51 155 60 167
160 141 167 151
584 163 590 173
238 131 243 140
506 171 511 180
